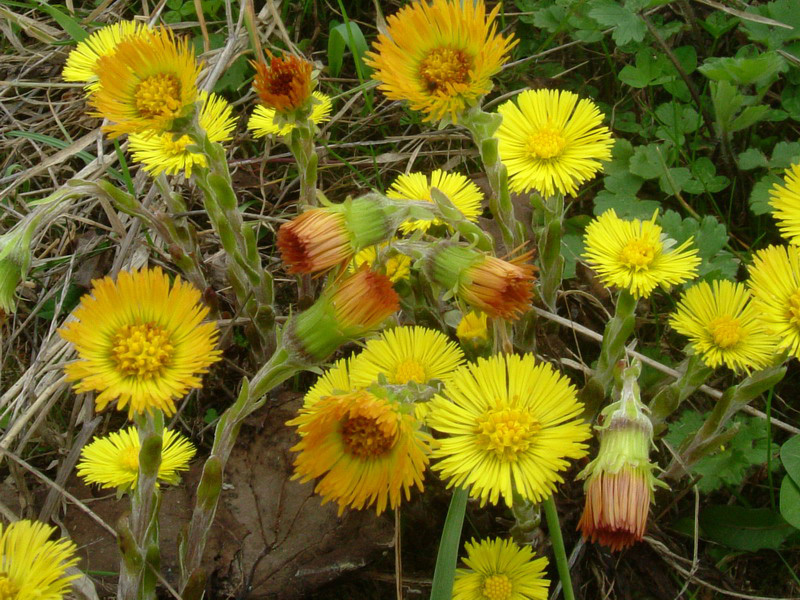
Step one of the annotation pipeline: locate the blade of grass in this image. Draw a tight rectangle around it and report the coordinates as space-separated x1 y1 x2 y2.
430 487 467 600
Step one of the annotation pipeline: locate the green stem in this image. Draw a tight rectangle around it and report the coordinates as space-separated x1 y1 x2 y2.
543 495 576 600
430 487 468 600
288 122 319 207
648 353 713 435
538 194 565 311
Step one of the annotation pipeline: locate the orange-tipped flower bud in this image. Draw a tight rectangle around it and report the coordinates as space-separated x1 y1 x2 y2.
577 362 663 551
426 245 535 320
252 51 313 113
288 267 400 361
278 196 403 275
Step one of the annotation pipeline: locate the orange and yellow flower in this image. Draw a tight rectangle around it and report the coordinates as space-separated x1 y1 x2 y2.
252 51 313 113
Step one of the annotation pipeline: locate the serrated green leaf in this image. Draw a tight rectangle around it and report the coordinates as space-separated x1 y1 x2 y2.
729 104 770 133
699 53 786 86
618 48 674 88
588 0 647 45
738 148 769 170
750 174 781 215
658 167 691 196
593 192 660 219
700 506 793 551
629 143 665 179
769 141 800 169
780 475 800 530
742 0 800 50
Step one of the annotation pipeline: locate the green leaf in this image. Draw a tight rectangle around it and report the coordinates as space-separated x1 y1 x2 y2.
37 283 83 320
593 192 660 219
684 157 729 195
780 475 800 530
780 435 800 484
738 148 769 171
750 174 781 215
213 54 249 93
328 21 370 78
629 143 666 179
742 0 800 51
618 48 674 88
35 2 88 41
588 0 647 45
700 506 794 551
699 52 786 86
729 104 770 133
660 212 737 280
769 141 800 169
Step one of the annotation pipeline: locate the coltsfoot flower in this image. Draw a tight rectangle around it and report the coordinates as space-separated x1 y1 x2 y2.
349 326 465 387
249 91 332 138
456 311 489 343
427 353 591 506
670 279 775 373
0 519 78 600
288 389 431 515
582 210 700 298
77 426 196 491
252 51 313 113
128 92 236 178
90 27 201 137
496 89 613 197
59 268 221 417
770 162 800 245
453 538 549 600
365 0 516 122
352 242 412 282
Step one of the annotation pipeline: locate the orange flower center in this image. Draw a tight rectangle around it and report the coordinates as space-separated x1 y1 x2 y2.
787 290 800 328
393 359 427 384
111 322 174 378
0 574 18 599
419 47 472 92
526 127 567 159
482 574 513 600
620 239 656 269
341 416 396 458
476 407 539 462
708 315 742 349
134 73 182 118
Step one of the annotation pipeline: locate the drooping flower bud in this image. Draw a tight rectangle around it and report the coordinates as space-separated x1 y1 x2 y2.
426 244 535 320
286 267 400 361
577 361 664 551
277 195 404 274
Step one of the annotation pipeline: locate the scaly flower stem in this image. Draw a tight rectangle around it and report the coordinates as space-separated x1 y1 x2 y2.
535 193 565 310
194 131 275 358
460 107 521 252
288 121 319 207
543 495 576 600
118 411 164 600
648 354 713 435
179 345 304 598
664 364 786 480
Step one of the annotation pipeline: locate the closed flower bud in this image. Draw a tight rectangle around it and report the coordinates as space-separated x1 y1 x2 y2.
456 310 489 342
277 196 402 274
0 219 36 314
577 363 663 551
287 267 400 361
427 245 535 320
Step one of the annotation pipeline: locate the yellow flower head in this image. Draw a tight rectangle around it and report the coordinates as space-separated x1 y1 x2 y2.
496 89 613 198
365 0 517 122
251 51 313 113
62 20 151 90
748 244 800 359
454 538 550 600
77 426 196 491
353 242 412 282
670 280 775 373
456 311 489 343
387 169 483 233
349 326 465 387
59 267 221 417
769 163 800 245
249 91 332 138
288 389 432 515
303 358 354 407
90 27 201 137
427 353 591 507
582 210 700 298
0 519 78 600
128 92 236 178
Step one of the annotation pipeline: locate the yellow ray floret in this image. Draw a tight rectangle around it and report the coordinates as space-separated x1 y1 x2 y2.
426 353 591 507
352 242 412 282
496 89 613 198
670 279 775 374
90 27 201 137
349 325 465 387
582 210 700 298
454 538 550 600
77 426 196 491
248 91 332 138
302 357 354 408
128 92 236 177
0 519 78 600
770 162 800 245
59 267 221 418
62 20 151 90
287 389 431 515
387 169 483 233
364 0 516 122
748 244 800 359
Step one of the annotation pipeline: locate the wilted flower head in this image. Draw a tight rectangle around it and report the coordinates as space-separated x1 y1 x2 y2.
252 50 313 114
